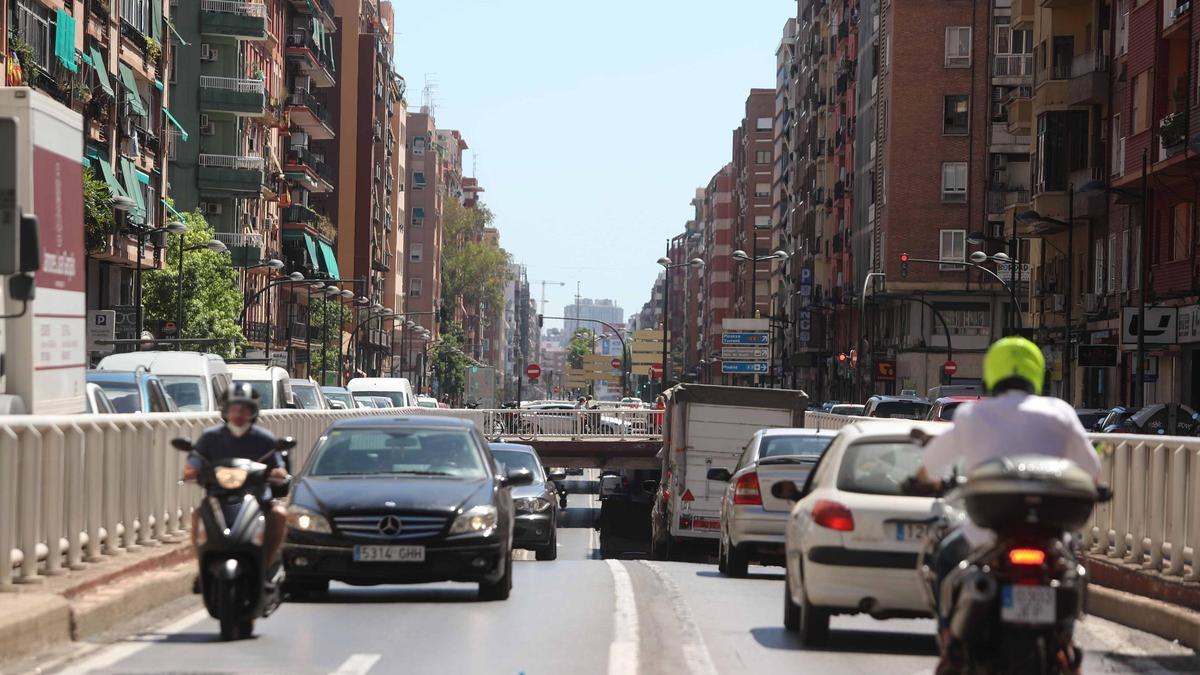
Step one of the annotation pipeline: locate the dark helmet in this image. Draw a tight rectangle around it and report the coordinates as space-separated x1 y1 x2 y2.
221 382 261 422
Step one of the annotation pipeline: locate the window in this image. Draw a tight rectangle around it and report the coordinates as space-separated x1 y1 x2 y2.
1132 72 1149 133
941 162 967 202
1172 202 1193 261
755 117 772 131
1051 36 1073 79
938 304 990 336
14 0 54 70
755 150 771 164
1094 238 1106 293
994 25 1033 76
1035 111 1089 193
119 0 151 37
412 136 426 155
754 215 771 229
1131 227 1142 290
409 242 423 263
1107 234 1119 294
408 277 422 297
411 206 424 226
1111 113 1124 176
754 183 770 197
945 27 971 67
412 171 426 189
940 229 966 269
943 95 969 134
1119 229 1130 291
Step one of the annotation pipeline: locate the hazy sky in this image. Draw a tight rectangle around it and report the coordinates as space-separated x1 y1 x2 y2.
392 0 790 330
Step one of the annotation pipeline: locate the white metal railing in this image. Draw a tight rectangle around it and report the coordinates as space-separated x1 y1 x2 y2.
199 153 265 170
481 409 662 441
214 231 264 247
202 0 266 16
0 406 486 587
993 54 1033 78
803 413 1200 580
199 75 266 94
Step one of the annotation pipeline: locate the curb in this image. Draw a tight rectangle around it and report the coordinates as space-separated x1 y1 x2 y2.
0 594 72 665
1088 584 1200 649
70 563 195 640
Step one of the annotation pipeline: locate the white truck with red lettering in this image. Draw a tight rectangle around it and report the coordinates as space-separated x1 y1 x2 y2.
0 89 86 414
649 384 808 559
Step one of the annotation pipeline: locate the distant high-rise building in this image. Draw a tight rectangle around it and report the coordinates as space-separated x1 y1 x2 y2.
561 298 624 345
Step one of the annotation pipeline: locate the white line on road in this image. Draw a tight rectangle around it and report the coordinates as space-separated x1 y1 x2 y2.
640 561 719 675
54 607 209 675
605 559 639 675
329 653 381 675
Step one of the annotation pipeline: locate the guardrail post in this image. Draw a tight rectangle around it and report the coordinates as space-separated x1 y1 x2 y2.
17 428 43 583
121 421 140 551
1112 441 1130 558
1189 446 1200 581
1148 443 1167 570
1166 445 1187 575
0 427 18 589
84 424 104 561
42 425 66 575
1128 441 1147 564
151 423 168 542
104 422 123 555
65 424 86 570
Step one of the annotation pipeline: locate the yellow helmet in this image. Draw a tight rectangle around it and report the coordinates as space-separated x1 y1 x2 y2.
982 336 1045 394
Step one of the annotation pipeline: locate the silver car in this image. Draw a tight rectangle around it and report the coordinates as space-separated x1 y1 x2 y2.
710 428 836 577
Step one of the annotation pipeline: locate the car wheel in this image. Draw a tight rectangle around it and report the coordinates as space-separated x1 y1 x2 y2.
536 526 558 561
479 557 513 601
725 541 749 578
717 535 728 574
797 563 831 646
783 574 800 632
237 620 254 639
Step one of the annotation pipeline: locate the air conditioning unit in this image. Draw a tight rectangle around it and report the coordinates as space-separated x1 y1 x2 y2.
199 201 224 215
292 75 311 93
200 44 217 62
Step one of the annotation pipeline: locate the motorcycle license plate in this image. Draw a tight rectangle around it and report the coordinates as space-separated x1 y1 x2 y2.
1001 585 1056 625
893 522 929 542
354 545 425 562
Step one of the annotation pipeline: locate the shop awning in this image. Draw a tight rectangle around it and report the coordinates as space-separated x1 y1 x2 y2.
118 64 147 117
318 241 340 279
87 46 113 97
93 157 125 199
161 106 188 142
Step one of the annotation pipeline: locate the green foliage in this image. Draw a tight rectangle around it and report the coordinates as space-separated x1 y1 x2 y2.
9 37 35 75
432 321 470 396
566 328 595 370
307 297 351 382
143 37 161 64
440 201 510 323
83 167 113 253
140 211 245 358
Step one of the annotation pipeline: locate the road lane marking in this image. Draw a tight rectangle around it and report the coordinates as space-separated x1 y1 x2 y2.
605 559 639 675
640 561 718 675
330 653 381 675
55 607 209 675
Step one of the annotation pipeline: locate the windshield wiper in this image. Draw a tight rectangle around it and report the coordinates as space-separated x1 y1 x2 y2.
389 470 455 476
758 456 818 465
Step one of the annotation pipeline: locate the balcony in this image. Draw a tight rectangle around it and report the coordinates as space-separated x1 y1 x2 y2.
215 231 265 267
286 31 336 88
284 146 334 193
1067 51 1109 105
199 76 266 116
197 154 265 194
993 54 1033 80
1005 89 1032 135
286 90 335 140
200 0 268 41
286 0 335 30
990 123 1028 153
1040 0 1089 6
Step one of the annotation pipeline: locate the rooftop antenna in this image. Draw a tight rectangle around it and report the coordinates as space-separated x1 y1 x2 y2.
471 151 478 178
422 74 439 116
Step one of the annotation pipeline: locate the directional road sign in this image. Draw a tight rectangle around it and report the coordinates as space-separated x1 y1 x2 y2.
722 332 770 346
721 361 769 374
721 346 769 361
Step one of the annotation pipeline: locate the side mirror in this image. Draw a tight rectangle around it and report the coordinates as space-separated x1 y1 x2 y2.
329 400 346 410
504 468 534 487
770 480 801 502
19 214 39 273
8 273 34 302
642 479 659 495
547 470 567 482
706 468 732 482
275 436 297 451
170 438 193 452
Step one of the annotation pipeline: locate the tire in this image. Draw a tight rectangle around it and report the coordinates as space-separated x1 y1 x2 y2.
536 526 558 561
725 540 749 578
237 620 254 639
783 574 800 632
797 564 830 647
717 536 728 574
479 557 513 601
217 579 239 642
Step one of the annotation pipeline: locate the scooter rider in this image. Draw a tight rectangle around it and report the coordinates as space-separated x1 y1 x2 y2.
181 383 289 568
910 336 1100 668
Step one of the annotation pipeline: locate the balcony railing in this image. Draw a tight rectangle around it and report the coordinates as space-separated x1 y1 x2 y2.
1070 51 1109 79
287 90 333 128
286 147 333 183
200 76 265 93
199 154 265 170
214 231 264 247
202 0 265 15
993 54 1033 78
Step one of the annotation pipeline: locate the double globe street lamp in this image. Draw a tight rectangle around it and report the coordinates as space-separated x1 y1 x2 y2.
655 256 705 391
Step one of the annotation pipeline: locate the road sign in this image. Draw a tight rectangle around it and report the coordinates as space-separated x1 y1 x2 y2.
553 386 560 393
721 361 768 374
611 358 622 369
87 310 116 354
721 346 769 361
649 363 664 378
721 332 769 345
944 360 958 376
525 363 542 379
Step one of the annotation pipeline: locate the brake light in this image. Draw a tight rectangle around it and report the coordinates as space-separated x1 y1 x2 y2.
1008 548 1046 566
733 472 762 505
811 499 855 531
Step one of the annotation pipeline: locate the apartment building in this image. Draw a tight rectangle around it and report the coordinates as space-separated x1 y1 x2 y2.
403 109 441 376
699 164 735 384
730 89 777 320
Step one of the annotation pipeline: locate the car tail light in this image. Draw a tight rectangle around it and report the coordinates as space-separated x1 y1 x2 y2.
733 472 762 505
812 499 855 531
1008 548 1046 566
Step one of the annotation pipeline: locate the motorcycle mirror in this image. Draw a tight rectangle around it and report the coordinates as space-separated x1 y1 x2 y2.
770 480 801 502
275 437 297 451
1096 484 1114 503
170 438 193 452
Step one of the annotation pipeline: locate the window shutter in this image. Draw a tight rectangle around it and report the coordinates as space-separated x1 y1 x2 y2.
151 0 162 45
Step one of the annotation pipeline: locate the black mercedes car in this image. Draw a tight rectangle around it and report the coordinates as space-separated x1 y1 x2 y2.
282 416 533 601
489 443 565 560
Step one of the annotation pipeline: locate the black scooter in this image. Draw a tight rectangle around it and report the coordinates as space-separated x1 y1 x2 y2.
172 436 295 641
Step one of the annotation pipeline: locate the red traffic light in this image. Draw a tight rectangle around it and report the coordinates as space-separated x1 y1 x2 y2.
900 253 909 262
838 352 847 362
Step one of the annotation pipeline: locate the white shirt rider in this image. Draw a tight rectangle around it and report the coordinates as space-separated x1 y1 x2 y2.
919 390 1101 546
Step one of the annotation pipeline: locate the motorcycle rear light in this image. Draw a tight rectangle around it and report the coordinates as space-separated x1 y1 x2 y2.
812 499 855 532
733 472 763 505
1008 548 1046 566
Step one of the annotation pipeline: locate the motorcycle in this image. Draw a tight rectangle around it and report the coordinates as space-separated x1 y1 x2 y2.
173 436 296 641
916 456 1111 674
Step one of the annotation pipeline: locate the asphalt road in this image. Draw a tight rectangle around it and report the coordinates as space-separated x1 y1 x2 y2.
44 478 1200 675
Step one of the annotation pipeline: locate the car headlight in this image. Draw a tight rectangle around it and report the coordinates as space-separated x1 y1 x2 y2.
286 504 331 534
515 497 552 513
214 467 248 489
449 505 498 535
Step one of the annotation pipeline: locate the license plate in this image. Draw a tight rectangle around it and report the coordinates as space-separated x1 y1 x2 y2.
353 545 425 562
691 516 721 531
1001 585 1056 625
894 522 929 542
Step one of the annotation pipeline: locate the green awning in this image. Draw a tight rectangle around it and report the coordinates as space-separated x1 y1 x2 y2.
118 64 147 117
94 157 125 199
136 170 150 185
150 0 162 44
87 46 114 97
162 199 185 220
318 241 340 279
161 106 187 142
166 20 188 46
284 230 321 271
119 157 146 223
54 10 78 73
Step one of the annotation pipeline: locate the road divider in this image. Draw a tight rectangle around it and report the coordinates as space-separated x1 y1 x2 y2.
605 559 639 675
639 561 718 675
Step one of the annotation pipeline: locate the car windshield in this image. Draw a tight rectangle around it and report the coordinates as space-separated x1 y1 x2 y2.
940 402 964 420
417 399 439 408
759 435 833 459
158 376 208 412
830 405 864 416
93 380 143 413
491 449 545 481
872 401 931 419
234 380 274 408
292 384 322 409
355 391 407 407
354 397 377 408
323 390 355 407
309 428 488 478
837 441 925 496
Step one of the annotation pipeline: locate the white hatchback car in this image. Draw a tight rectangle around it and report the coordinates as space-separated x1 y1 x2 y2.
778 420 945 645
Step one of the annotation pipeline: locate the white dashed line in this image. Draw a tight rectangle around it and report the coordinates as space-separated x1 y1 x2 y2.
329 653 382 675
606 559 640 675
640 560 719 675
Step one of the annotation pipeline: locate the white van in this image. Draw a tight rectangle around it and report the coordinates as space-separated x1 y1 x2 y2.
228 364 295 409
97 351 233 413
346 377 415 408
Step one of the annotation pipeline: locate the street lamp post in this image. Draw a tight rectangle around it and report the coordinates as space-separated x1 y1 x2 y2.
856 272 885 402
304 282 326 377
175 238 233 348
657 255 706 392
131 219 188 340
731 249 790 319
1017 186 1079 400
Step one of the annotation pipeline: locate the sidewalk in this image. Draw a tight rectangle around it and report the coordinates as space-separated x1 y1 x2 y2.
1084 555 1200 649
0 541 193 668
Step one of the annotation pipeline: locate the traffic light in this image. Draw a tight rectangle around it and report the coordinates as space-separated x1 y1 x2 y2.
537 314 544 328
900 253 909 278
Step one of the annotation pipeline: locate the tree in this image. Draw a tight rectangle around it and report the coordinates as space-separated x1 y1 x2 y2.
140 211 245 357
440 201 510 326
83 167 113 254
307 297 351 384
431 320 470 397
566 328 595 369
